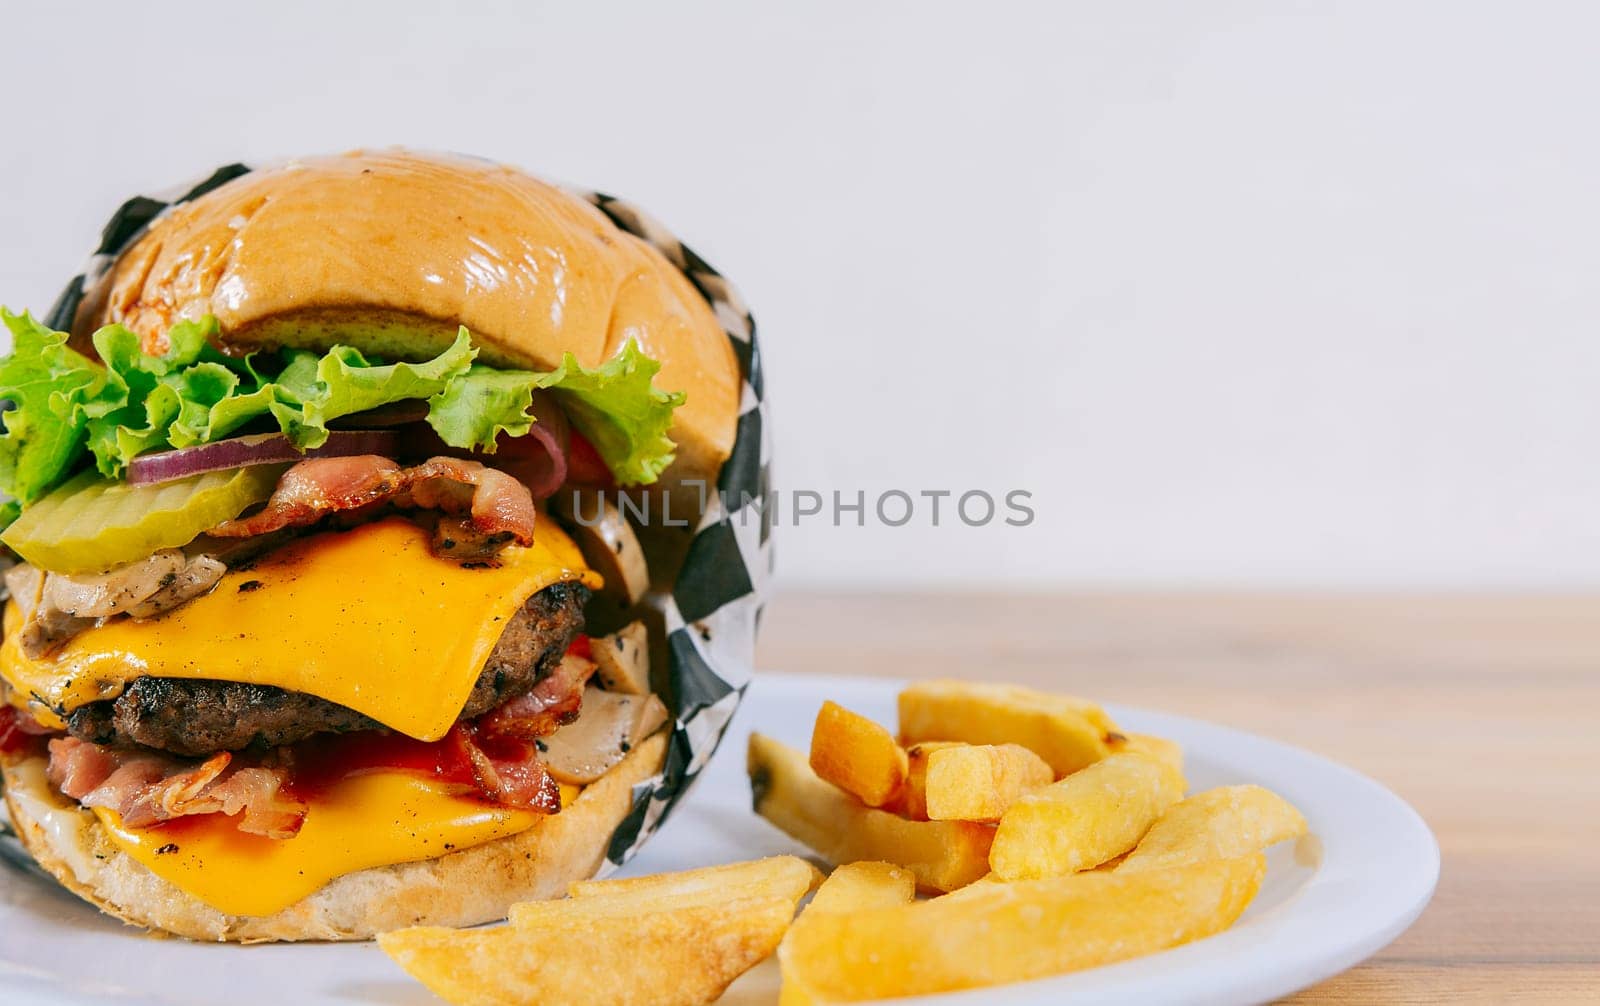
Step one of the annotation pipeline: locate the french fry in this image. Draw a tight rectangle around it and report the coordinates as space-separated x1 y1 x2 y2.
1109 732 1185 780
805 860 917 912
923 743 1054 822
933 872 1005 901
780 862 917 1006
380 894 795 1006
809 700 908 807
896 740 962 819
989 752 1185 879
1118 785 1308 873
507 856 820 922
782 855 1266 1001
749 732 993 892
1094 851 1131 872
898 680 1116 775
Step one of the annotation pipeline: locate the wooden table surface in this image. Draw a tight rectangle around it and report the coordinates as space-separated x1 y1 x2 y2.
754 592 1600 1004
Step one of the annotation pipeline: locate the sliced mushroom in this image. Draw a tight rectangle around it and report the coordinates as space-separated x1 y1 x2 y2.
16 602 92 659
541 687 669 785
592 620 651 695
551 490 650 605
4 564 43 620
43 550 187 619
124 555 227 619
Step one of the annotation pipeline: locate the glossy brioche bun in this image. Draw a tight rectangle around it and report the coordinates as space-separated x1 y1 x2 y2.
1 730 666 942
72 150 739 494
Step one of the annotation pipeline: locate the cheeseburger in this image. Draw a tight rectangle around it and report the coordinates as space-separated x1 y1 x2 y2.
0 151 739 940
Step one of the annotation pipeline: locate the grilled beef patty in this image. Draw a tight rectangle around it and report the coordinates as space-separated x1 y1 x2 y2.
63 581 588 757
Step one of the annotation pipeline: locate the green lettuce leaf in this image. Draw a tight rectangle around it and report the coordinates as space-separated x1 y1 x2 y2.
79 325 477 468
535 341 686 485
0 310 112 504
0 312 683 514
426 365 542 451
426 339 685 484
84 385 183 477
82 317 266 473
278 330 477 448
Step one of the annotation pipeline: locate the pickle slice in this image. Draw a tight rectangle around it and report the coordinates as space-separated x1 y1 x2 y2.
1 466 286 574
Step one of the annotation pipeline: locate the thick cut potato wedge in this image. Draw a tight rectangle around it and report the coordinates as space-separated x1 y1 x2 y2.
749 732 993 892
809 700 908 807
1119 785 1308 873
896 741 962 819
1109 732 1185 780
380 894 795 1006
924 743 1054 822
898 680 1116 776
989 752 1185 880
780 862 917 1006
782 855 1266 1001
505 856 820 923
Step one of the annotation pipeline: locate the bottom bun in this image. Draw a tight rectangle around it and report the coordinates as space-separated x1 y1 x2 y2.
1 730 667 942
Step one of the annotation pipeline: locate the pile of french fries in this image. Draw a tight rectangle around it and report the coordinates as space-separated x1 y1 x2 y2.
751 679 1309 1000
378 678 1309 1005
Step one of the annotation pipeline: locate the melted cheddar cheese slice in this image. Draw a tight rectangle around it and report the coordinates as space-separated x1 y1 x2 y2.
94 770 576 917
1 514 600 740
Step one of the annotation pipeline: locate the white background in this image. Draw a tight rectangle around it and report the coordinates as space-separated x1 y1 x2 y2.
0 2 1594 590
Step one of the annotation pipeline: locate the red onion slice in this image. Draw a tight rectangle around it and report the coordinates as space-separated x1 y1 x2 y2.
126 430 402 486
393 391 569 500
327 401 430 428
512 390 570 499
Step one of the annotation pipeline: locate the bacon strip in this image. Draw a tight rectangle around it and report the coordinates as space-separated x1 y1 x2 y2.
0 705 56 756
47 737 307 838
208 455 403 538
442 655 593 813
209 454 538 545
446 727 562 813
475 654 596 741
211 767 311 837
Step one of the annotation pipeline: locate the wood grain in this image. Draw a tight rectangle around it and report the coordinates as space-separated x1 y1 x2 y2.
755 592 1600 1004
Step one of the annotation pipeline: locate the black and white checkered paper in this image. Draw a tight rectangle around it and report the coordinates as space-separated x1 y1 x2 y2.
1 160 771 882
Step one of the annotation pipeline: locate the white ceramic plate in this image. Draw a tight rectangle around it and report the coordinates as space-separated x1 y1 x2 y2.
0 672 1437 1006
